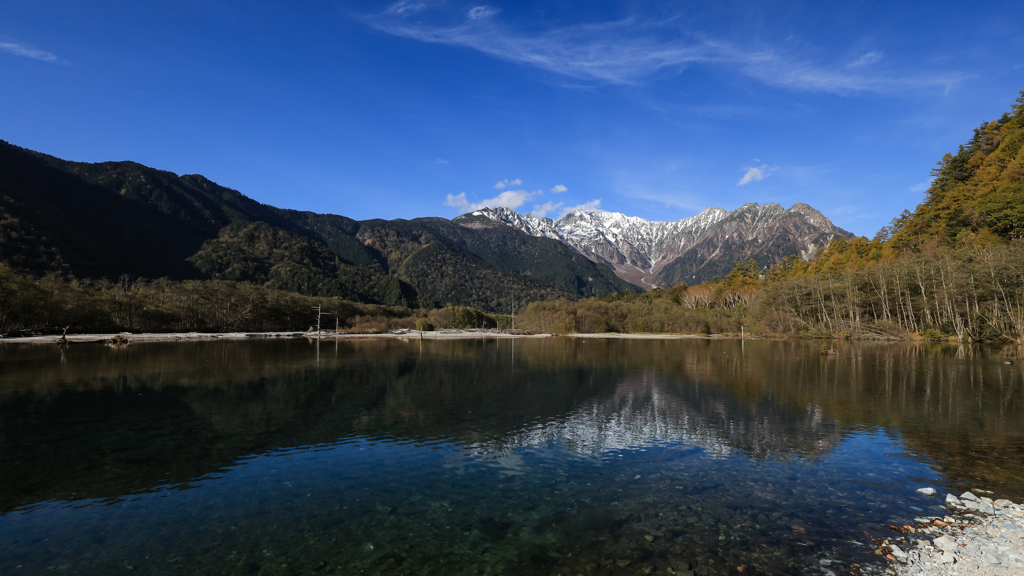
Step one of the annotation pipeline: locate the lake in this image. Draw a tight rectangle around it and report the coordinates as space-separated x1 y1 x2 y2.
1 337 1022 575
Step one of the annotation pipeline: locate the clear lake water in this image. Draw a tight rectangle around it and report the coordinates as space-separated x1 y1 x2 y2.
1 337 1023 575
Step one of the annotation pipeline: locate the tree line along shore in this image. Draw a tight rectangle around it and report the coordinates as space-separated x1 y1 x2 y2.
2 91 1024 344
2 232 1022 345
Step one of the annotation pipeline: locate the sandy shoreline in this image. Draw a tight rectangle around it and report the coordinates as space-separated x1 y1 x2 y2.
0 329 556 345
0 330 748 345
569 332 729 340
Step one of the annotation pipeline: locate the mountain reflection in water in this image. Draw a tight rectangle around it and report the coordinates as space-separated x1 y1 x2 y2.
0 338 1021 576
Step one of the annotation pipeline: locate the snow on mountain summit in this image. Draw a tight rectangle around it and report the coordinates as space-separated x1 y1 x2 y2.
459 203 851 288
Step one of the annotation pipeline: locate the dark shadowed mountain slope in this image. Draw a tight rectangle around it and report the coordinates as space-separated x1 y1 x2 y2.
347 215 639 297
187 221 396 302
1 141 215 279
0 141 640 311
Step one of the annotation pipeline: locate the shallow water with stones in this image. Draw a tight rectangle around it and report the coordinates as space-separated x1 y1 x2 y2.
1 337 1023 575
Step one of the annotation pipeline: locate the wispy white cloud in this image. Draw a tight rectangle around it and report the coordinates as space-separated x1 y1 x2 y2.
559 199 602 215
848 50 883 68
368 13 710 86
738 164 777 185
467 6 499 20
494 178 522 189
0 41 58 62
531 201 563 218
435 158 449 164
730 46 912 93
550 184 567 193
366 8 962 93
444 189 538 212
386 1 427 15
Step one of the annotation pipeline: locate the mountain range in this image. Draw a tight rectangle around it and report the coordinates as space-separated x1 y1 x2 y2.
455 204 852 287
0 140 635 311
1 139 850 310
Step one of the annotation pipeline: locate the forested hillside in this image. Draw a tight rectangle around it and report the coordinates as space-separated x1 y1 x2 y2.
188 221 401 303
0 140 639 317
516 90 1024 343
888 96 1024 247
286 211 638 304
0 145 223 280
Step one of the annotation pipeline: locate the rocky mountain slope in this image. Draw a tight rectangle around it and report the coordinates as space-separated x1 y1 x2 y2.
458 203 853 287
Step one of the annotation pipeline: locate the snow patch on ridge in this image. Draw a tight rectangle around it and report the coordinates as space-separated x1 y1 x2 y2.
462 203 851 289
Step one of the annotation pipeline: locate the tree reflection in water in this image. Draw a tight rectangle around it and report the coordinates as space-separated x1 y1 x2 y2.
0 338 1021 575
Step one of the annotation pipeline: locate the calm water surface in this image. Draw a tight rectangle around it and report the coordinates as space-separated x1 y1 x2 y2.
1 338 1023 576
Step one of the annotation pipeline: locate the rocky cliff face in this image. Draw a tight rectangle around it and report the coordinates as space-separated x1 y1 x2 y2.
457 203 853 288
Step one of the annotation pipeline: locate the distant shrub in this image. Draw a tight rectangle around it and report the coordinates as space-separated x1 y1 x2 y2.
492 314 512 330
427 306 494 329
345 314 415 334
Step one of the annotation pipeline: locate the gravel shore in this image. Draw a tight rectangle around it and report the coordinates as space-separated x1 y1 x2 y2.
0 328 552 345
878 490 1024 576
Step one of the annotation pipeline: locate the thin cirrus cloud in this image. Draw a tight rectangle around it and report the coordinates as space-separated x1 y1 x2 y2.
467 6 499 20
848 50 884 68
385 1 426 15
366 5 962 94
737 164 778 186
0 41 58 62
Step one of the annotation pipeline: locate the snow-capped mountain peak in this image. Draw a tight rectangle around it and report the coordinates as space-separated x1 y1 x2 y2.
458 203 852 289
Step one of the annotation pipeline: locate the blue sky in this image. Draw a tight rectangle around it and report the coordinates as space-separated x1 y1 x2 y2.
2 1 1022 237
